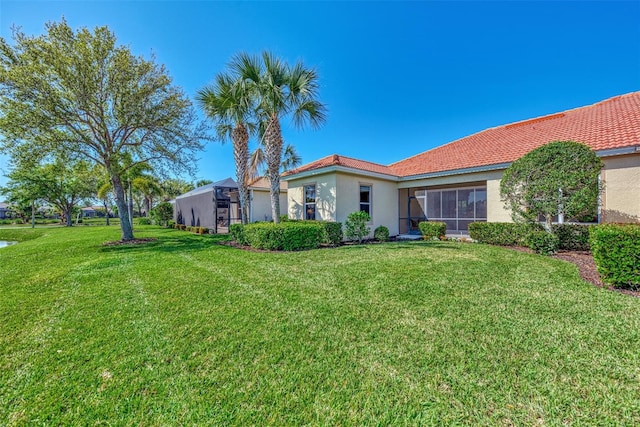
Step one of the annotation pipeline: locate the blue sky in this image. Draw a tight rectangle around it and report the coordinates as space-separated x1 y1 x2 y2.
1 1 639 188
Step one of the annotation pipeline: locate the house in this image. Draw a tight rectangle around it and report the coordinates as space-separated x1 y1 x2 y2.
0 202 9 219
283 92 640 236
173 177 288 232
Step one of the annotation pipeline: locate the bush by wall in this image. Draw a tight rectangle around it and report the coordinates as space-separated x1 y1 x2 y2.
137 217 152 225
418 221 447 240
526 230 560 255
551 223 592 251
244 221 325 251
374 225 389 242
345 211 371 244
468 222 538 246
589 224 640 289
320 221 343 246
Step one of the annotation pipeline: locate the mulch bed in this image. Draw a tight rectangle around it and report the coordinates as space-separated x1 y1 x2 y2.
102 238 157 246
508 246 638 297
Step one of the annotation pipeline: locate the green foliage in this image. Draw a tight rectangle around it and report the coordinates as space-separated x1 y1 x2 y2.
344 211 371 244
244 221 324 251
0 19 206 240
526 230 560 255
320 221 343 246
150 202 174 227
229 223 248 245
374 225 390 242
590 224 640 289
551 223 592 251
500 141 603 227
137 217 152 225
468 222 540 246
418 221 447 240
279 214 291 222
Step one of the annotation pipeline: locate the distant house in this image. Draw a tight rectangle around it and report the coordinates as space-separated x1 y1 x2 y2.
283 92 640 237
0 202 9 219
173 177 288 233
81 207 97 218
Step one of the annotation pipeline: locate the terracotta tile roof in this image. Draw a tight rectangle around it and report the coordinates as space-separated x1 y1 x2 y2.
284 154 396 177
389 91 640 177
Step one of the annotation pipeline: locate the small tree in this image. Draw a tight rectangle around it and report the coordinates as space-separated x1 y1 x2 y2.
345 211 371 244
150 202 174 227
500 141 603 230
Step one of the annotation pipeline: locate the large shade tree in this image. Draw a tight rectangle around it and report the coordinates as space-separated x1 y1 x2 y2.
0 20 206 240
232 52 327 222
500 140 603 229
196 73 254 224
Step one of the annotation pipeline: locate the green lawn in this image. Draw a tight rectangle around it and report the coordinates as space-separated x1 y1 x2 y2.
1 226 639 425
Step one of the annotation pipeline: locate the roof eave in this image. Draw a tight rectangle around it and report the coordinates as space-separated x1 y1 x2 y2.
282 165 399 182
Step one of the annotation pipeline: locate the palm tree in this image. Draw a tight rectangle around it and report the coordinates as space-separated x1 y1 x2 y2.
232 52 327 223
196 73 254 224
248 142 302 182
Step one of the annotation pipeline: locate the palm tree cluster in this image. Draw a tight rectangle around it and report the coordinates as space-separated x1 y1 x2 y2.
196 51 327 224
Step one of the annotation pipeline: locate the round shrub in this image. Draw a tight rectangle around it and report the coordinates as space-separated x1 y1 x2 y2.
137 217 152 225
345 211 371 244
374 225 389 242
526 230 559 255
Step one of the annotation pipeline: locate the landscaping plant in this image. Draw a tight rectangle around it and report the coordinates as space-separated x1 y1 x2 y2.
344 211 371 244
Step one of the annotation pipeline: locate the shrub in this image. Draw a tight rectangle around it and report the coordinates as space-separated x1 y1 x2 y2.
137 217 152 225
229 223 248 245
279 215 290 222
551 223 592 251
168 220 176 229
418 221 446 240
150 202 174 227
374 225 389 242
244 222 324 251
345 211 371 244
526 230 560 255
468 222 539 246
590 224 640 289
320 221 343 246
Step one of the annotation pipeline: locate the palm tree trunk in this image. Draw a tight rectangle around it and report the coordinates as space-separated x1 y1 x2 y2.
233 124 250 225
264 115 283 223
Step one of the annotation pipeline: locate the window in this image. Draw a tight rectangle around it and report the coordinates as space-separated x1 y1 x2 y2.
304 185 316 220
360 185 371 216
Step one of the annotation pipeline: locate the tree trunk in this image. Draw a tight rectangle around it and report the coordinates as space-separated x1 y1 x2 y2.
103 199 110 226
144 196 151 217
264 115 283 223
64 207 72 227
111 173 134 240
233 124 250 225
128 181 134 230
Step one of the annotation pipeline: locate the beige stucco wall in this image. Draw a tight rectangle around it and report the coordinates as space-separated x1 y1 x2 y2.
286 173 337 221
486 175 512 222
335 172 399 237
601 154 640 223
286 171 398 237
250 189 288 222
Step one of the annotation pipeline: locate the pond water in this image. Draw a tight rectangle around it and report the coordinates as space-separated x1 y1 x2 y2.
0 241 17 248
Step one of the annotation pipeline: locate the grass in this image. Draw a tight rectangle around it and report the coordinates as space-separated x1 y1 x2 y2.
1 226 639 425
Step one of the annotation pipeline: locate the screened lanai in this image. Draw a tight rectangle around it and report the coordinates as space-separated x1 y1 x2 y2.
173 177 241 233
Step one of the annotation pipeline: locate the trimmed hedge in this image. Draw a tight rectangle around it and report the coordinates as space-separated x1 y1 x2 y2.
551 223 592 251
526 230 559 255
590 224 640 289
468 222 538 246
244 221 325 251
229 223 248 245
230 221 342 248
418 221 447 240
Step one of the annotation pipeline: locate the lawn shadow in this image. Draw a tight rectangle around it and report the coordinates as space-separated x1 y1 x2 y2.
99 230 233 255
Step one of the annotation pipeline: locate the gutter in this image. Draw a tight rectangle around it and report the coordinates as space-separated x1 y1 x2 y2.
282 165 400 182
